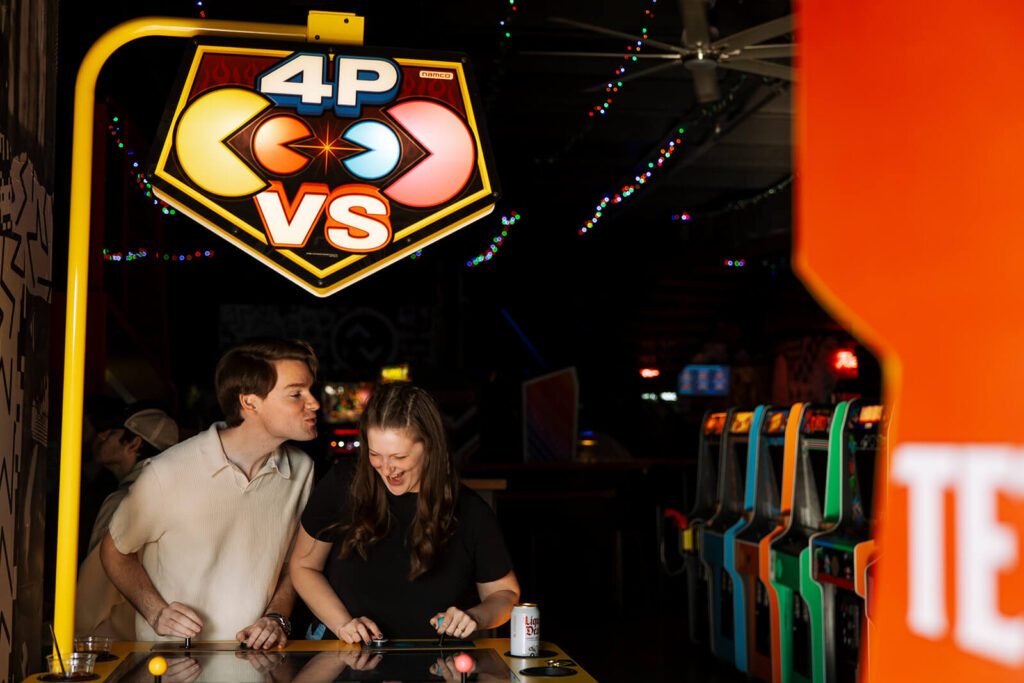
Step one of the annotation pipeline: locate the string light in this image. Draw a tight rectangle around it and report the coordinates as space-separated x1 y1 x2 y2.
107 114 179 217
102 248 215 263
724 259 746 268
671 174 794 221
497 0 518 43
578 78 751 236
590 0 659 118
195 1 206 18
467 211 520 267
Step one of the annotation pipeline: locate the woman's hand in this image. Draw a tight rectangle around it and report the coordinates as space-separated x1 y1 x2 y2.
335 616 382 644
430 606 480 639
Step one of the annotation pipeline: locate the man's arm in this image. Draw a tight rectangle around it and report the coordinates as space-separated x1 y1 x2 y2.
99 532 202 638
234 564 295 649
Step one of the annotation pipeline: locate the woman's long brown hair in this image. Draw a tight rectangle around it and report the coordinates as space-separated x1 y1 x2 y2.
336 383 458 580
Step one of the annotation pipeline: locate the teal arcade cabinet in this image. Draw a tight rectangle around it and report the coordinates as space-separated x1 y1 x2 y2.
809 400 885 683
722 406 770 672
701 409 755 665
734 406 793 681
680 410 734 647
769 402 847 683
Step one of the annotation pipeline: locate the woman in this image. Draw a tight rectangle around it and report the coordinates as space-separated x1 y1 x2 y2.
290 383 520 643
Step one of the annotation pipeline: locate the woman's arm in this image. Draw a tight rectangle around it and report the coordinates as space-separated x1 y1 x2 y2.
431 570 521 637
288 526 381 643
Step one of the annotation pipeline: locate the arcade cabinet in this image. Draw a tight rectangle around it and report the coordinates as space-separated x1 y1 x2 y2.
769 403 847 683
702 409 755 665
734 406 794 681
760 403 806 683
681 410 734 647
809 400 885 683
321 381 374 460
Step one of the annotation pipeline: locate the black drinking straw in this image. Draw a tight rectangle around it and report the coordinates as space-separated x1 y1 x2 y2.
48 623 66 677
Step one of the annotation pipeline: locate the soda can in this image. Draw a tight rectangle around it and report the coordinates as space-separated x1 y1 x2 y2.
510 603 540 656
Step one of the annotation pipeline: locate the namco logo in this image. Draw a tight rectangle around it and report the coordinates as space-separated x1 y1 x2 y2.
419 70 454 80
893 443 1024 665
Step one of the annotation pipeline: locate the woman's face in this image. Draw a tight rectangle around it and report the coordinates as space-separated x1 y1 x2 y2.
367 426 426 495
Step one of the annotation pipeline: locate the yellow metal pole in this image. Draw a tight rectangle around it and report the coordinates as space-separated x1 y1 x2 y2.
58 14 360 659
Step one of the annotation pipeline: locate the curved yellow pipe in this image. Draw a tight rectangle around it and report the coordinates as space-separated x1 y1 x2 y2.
58 16 321 660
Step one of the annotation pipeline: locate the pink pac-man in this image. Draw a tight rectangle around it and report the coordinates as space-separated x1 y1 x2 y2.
384 100 475 208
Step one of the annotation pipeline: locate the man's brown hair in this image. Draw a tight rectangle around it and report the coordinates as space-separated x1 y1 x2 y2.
215 338 319 427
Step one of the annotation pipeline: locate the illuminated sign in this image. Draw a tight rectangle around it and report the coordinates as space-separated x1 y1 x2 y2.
678 364 730 396
379 363 410 383
150 42 498 296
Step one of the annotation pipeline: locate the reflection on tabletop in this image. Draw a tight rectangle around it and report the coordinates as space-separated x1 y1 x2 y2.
118 651 293 683
293 650 508 683
108 649 513 682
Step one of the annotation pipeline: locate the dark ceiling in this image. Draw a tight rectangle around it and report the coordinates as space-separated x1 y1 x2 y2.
55 0 839 439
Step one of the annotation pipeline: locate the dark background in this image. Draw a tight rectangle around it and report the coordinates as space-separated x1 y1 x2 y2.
50 1 877 680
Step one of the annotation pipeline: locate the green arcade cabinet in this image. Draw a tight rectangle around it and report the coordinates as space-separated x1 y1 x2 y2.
809 399 885 683
769 403 847 683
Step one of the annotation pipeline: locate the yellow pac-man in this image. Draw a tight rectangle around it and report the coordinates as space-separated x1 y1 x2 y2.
175 87 272 197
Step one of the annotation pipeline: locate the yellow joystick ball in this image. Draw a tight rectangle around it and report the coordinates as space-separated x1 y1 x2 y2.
148 656 168 677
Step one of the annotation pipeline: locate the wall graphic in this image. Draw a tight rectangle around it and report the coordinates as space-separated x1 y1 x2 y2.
0 0 56 679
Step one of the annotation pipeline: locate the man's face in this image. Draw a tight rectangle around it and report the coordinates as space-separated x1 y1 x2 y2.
247 359 320 442
91 428 127 464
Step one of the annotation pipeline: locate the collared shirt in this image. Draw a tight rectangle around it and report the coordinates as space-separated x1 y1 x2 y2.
109 423 314 641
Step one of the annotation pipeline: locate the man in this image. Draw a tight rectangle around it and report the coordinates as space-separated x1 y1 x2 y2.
88 404 180 553
101 339 319 648
77 404 180 638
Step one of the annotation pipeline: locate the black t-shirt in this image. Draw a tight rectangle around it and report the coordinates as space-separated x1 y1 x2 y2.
301 461 513 638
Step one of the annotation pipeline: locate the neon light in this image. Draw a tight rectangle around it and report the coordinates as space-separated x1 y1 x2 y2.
640 367 661 378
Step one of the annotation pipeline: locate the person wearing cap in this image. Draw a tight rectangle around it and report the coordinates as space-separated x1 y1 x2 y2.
99 338 319 649
77 396 128 564
88 405 181 554
75 404 180 639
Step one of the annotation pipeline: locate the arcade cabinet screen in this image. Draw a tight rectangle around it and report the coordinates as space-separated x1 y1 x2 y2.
322 382 374 424
380 364 410 383
704 412 728 435
678 364 730 396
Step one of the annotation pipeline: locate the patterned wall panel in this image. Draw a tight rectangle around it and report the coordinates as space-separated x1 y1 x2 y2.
0 0 57 680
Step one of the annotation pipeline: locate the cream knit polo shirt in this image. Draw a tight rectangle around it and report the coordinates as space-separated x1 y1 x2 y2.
109 422 314 641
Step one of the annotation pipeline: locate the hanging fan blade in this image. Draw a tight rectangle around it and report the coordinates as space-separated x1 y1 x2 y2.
691 66 721 103
582 59 683 92
520 51 683 60
548 16 690 56
712 14 794 50
679 0 712 48
728 44 795 60
717 59 794 81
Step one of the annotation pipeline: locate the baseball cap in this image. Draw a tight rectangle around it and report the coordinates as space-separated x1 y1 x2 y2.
123 408 179 451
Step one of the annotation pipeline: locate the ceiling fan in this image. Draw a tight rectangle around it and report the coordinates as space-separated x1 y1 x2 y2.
528 0 794 104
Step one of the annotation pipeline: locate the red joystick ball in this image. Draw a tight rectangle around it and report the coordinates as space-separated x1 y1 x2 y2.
454 653 474 674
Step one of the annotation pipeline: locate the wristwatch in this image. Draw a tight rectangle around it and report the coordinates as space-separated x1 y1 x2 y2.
264 612 292 636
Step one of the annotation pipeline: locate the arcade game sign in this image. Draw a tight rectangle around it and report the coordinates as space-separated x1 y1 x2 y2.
149 41 499 296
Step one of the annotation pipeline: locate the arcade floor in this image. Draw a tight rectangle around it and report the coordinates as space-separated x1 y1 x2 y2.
557 614 749 683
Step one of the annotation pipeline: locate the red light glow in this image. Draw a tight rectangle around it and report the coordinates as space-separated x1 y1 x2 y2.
640 367 661 378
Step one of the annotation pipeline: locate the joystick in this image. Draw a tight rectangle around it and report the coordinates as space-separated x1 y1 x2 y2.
454 653 473 683
369 636 388 648
148 656 167 683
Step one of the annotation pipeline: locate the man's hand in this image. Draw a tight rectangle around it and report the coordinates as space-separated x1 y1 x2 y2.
236 616 287 650
151 602 203 639
162 657 202 683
